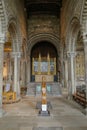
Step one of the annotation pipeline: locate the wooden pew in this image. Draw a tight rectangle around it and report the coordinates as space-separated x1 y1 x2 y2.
73 85 86 108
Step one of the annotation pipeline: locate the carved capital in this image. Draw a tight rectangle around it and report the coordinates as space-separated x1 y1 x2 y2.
11 52 21 58
83 34 87 43
67 52 76 58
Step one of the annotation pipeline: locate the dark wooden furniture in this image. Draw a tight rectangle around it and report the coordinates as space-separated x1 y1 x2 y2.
73 85 86 108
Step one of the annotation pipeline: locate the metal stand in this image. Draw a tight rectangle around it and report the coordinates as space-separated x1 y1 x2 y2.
39 109 50 116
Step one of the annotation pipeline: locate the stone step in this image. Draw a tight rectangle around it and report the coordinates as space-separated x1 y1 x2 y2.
27 82 62 96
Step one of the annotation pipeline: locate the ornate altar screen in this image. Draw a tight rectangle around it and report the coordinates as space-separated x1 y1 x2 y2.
31 41 57 82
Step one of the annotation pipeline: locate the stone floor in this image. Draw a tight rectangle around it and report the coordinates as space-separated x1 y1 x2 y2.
0 95 87 130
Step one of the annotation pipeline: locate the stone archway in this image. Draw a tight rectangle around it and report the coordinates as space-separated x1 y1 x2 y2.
27 33 60 83
65 17 82 97
75 31 85 88
8 18 19 52
26 33 62 96
81 0 87 34
0 0 7 117
31 40 58 83
0 0 7 33
3 18 21 99
20 38 27 88
28 33 60 55
81 0 87 114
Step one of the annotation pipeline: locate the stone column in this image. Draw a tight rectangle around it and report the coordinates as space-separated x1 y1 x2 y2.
20 59 26 87
27 55 30 83
7 54 11 82
64 60 68 88
24 55 30 89
38 53 41 74
83 37 87 115
67 52 76 98
26 56 30 96
20 60 23 86
17 54 21 97
63 49 68 88
22 61 25 86
47 53 50 75
0 34 5 117
12 52 21 99
9 57 12 82
23 61 26 85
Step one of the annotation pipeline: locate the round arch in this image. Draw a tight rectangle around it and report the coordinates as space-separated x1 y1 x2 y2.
66 17 81 52
28 33 60 56
31 40 57 57
0 0 7 33
27 33 60 83
65 16 85 96
81 0 87 34
7 17 19 52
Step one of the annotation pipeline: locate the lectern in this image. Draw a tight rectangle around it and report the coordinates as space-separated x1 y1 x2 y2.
39 76 50 116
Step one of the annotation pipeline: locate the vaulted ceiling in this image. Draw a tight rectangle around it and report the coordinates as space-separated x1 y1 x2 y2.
24 0 62 18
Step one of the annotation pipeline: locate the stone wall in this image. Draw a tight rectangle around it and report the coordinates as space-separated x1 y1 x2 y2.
3 0 27 39
28 15 60 38
61 0 83 40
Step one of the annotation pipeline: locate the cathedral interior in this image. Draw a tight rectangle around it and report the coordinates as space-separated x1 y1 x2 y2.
0 0 87 129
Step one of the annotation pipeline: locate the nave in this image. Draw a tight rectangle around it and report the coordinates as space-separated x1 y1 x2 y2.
1 95 87 130
0 1 87 129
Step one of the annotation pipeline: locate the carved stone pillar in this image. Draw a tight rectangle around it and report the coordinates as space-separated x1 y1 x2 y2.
64 60 68 88
26 55 30 87
28 55 30 83
38 53 41 74
0 34 5 117
22 61 25 86
12 52 21 99
63 48 68 88
20 60 23 86
67 52 76 98
7 54 11 82
83 37 87 114
47 53 50 75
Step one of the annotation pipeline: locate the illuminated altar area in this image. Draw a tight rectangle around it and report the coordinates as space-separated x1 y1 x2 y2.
31 41 58 83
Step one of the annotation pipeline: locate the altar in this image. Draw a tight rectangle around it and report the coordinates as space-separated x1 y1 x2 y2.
31 41 58 82
31 54 57 82
35 75 53 82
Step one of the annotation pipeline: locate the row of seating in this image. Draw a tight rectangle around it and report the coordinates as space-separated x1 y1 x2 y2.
2 84 27 103
3 92 16 102
3 83 16 103
21 87 27 95
73 85 86 108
